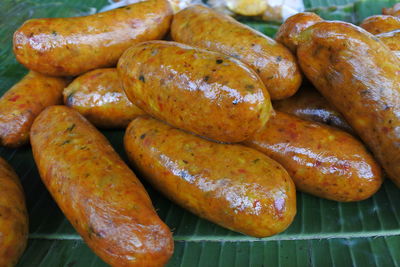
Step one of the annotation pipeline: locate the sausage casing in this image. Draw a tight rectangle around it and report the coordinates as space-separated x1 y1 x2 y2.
13 0 173 76
297 21 400 187
171 5 302 100
0 158 28 267
0 71 67 147
359 15 400 34
118 41 272 143
376 29 400 55
277 12 400 57
275 12 323 52
273 86 353 133
244 111 383 202
63 68 145 128
30 106 173 267
124 116 296 238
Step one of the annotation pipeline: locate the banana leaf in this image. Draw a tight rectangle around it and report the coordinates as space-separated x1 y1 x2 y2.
0 0 399 266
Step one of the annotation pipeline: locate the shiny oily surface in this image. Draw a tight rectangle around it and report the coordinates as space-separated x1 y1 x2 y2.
0 71 67 147
297 21 400 187
2 0 400 265
30 106 173 267
13 0 172 76
171 5 302 100
0 158 28 267
63 68 145 128
275 12 323 53
244 111 383 202
273 86 353 133
118 40 272 143
124 116 296 238
359 15 400 34
376 29 400 54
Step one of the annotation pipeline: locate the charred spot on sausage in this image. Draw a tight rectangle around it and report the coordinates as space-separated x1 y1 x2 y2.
66 124 75 132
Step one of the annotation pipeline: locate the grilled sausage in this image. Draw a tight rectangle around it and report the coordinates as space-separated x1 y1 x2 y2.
171 5 302 100
30 106 173 267
359 15 400 34
244 111 383 202
63 68 145 128
118 40 272 143
124 116 296 238
297 21 400 187
376 29 400 56
277 12 400 57
275 12 323 52
273 86 354 133
0 157 28 267
0 71 67 147
13 0 173 76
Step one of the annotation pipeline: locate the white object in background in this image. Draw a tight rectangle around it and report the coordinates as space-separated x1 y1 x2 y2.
208 0 304 21
276 0 305 21
100 0 304 22
225 0 268 16
99 0 197 13
207 0 235 15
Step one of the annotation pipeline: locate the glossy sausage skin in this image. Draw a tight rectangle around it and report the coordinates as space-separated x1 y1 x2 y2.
30 106 173 267
0 71 67 147
118 41 272 143
63 68 145 128
273 86 354 133
124 116 296 238
359 15 400 34
244 112 383 201
297 21 400 187
0 158 28 267
171 5 302 100
275 12 323 53
13 0 173 76
376 29 400 55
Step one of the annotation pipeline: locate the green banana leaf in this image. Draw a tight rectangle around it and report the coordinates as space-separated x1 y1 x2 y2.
0 0 399 266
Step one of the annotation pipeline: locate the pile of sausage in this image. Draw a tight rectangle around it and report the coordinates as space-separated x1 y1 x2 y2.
1 0 399 265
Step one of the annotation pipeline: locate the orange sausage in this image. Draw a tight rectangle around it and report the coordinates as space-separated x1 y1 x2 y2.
0 71 67 147
30 106 173 267
118 41 272 143
124 116 296 238
63 68 145 128
359 15 400 34
297 21 400 187
0 158 28 267
171 5 302 100
275 12 323 53
13 0 173 76
277 13 400 57
273 86 354 133
376 29 400 56
244 111 383 202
